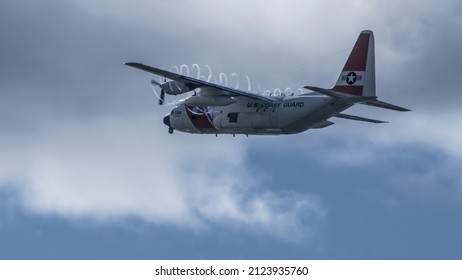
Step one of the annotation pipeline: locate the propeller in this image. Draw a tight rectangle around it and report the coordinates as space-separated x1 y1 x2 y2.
151 78 166 105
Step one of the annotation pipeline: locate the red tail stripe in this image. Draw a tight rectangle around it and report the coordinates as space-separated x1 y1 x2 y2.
331 85 363 96
342 32 370 72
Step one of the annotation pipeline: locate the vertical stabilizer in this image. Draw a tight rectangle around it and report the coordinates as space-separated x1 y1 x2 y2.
332 30 375 97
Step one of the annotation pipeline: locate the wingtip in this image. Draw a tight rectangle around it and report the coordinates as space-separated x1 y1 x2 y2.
394 106 411 112
124 62 147 68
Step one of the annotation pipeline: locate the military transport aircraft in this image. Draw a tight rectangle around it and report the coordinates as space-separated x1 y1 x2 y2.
125 30 409 135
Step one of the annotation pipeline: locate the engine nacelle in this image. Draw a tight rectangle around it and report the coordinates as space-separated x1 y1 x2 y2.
162 81 190 95
185 95 236 106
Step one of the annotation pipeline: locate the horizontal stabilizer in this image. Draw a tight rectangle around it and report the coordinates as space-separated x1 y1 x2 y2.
304 86 375 103
361 100 410 112
334 113 387 123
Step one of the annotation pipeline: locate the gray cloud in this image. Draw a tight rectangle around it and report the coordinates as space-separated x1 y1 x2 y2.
0 0 330 240
1 0 460 242
0 112 324 240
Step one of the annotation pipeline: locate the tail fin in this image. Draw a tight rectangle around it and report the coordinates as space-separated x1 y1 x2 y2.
332 30 375 97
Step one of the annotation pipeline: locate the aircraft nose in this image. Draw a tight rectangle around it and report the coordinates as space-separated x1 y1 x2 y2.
163 114 171 127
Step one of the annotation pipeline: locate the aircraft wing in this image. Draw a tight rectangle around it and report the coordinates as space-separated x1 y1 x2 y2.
334 113 388 123
124 62 277 102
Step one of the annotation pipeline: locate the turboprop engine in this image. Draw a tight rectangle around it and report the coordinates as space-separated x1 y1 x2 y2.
162 81 190 95
185 95 237 106
151 79 195 105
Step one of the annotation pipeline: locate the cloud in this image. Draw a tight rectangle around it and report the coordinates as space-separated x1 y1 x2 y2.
1 0 460 245
305 111 462 167
373 112 462 159
289 111 462 204
0 112 324 240
0 0 330 241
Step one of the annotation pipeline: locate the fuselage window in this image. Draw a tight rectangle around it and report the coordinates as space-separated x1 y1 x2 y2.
228 112 239 123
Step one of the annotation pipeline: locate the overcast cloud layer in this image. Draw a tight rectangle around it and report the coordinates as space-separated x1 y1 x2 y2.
1 0 461 258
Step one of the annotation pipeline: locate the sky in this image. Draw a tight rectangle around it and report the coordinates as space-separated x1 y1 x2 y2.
0 0 461 259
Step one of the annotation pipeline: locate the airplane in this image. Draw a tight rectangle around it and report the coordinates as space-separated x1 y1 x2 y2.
125 30 409 136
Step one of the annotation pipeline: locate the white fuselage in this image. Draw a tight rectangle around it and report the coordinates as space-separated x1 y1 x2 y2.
129 31 408 135
165 94 353 135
